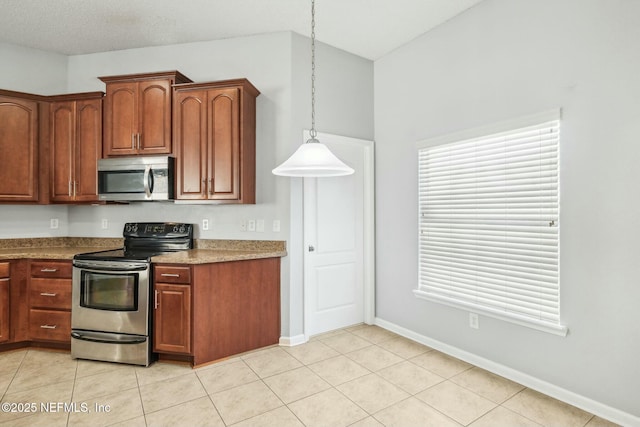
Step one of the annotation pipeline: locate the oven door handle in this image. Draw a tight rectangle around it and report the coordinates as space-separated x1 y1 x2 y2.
71 331 147 345
72 261 149 272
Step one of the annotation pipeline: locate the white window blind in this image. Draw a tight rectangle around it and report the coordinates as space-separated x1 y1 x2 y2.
415 115 567 336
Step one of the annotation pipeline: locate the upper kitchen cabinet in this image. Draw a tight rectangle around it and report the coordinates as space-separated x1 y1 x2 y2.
49 92 104 203
100 71 192 157
173 79 259 204
0 90 41 203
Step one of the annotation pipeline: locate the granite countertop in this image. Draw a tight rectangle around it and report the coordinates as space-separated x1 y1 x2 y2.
0 237 287 263
156 239 287 264
0 237 123 260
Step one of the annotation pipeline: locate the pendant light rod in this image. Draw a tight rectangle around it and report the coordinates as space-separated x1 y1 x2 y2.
271 0 354 177
310 0 317 139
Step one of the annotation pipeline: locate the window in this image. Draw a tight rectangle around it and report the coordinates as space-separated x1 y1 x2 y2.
415 111 567 336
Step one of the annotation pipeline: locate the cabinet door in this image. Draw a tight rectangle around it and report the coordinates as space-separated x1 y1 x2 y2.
138 79 172 155
50 101 75 202
174 90 208 200
0 95 39 202
208 88 241 200
154 283 191 354
103 82 137 157
0 278 9 343
74 98 101 202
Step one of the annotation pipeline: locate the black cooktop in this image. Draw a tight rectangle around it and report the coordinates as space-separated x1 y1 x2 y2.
74 222 194 263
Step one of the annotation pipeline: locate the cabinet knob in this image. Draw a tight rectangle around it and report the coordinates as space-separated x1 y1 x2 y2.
308 245 315 252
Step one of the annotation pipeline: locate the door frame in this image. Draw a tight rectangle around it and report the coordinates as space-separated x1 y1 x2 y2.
303 131 375 342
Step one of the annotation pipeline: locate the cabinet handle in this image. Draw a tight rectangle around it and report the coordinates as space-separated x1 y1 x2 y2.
209 178 213 195
137 133 142 150
68 180 72 197
154 290 159 309
0 278 9 282
40 325 57 329
131 134 136 149
40 268 58 273
202 179 207 194
160 273 180 277
73 181 77 197
40 292 57 297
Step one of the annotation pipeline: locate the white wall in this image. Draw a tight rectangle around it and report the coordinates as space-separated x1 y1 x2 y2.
0 43 67 94
375 0 640 421
0 32 374 340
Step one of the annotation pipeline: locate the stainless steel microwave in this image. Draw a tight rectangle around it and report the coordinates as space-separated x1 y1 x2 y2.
98 156 175 202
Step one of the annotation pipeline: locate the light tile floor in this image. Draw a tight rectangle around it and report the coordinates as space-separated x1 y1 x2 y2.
0 324 620 427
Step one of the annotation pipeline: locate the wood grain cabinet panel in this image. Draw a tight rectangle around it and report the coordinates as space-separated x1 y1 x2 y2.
0 262 9 343
28 309 71 342
153 282 191 354
173 79 258 204
49 93 103 203
28 260 72 343
0 93 39 202
100 71 192 157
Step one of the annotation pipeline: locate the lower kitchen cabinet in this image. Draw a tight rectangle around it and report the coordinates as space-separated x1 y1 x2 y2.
0 262 10 343
28 309 71 341
154 266 192 354
28 260 72 343
153 257 280 366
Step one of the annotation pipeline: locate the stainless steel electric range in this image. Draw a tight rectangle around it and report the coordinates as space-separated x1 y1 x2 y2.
71 222 193 366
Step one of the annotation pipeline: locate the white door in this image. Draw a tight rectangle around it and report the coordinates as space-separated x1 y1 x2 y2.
304 132 374 338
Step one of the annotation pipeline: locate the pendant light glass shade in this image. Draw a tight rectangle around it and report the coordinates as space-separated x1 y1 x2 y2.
272 138 354 177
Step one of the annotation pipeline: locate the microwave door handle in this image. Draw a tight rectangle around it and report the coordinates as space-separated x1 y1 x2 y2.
143 166 152 198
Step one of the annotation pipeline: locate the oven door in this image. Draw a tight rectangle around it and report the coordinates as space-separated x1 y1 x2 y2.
72 260 150 336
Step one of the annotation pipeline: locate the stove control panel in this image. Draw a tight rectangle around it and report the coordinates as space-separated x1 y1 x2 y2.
123 222 193 239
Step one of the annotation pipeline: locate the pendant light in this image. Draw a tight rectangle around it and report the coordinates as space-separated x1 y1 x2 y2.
272 0 354 177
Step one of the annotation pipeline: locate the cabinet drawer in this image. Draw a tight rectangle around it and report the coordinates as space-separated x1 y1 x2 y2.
30 278 72 310
29 309 71 342
155 266 191 284
30 261 72 279
0 262 9 278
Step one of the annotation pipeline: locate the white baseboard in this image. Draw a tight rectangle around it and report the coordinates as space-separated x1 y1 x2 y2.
374 317 639 427
279 334 307 347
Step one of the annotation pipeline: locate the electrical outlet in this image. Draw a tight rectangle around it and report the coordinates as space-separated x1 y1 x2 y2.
240 220 247 231
50 218 59 229
202 219 209 231
469 313 479 329
101 219 108 229
272 220 281 232
247 219 256 232
256 219 265 232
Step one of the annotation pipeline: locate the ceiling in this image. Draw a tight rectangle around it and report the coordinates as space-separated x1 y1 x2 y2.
0 0 483 60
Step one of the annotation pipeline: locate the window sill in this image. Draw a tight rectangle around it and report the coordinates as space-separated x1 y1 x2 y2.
413 289 569 337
